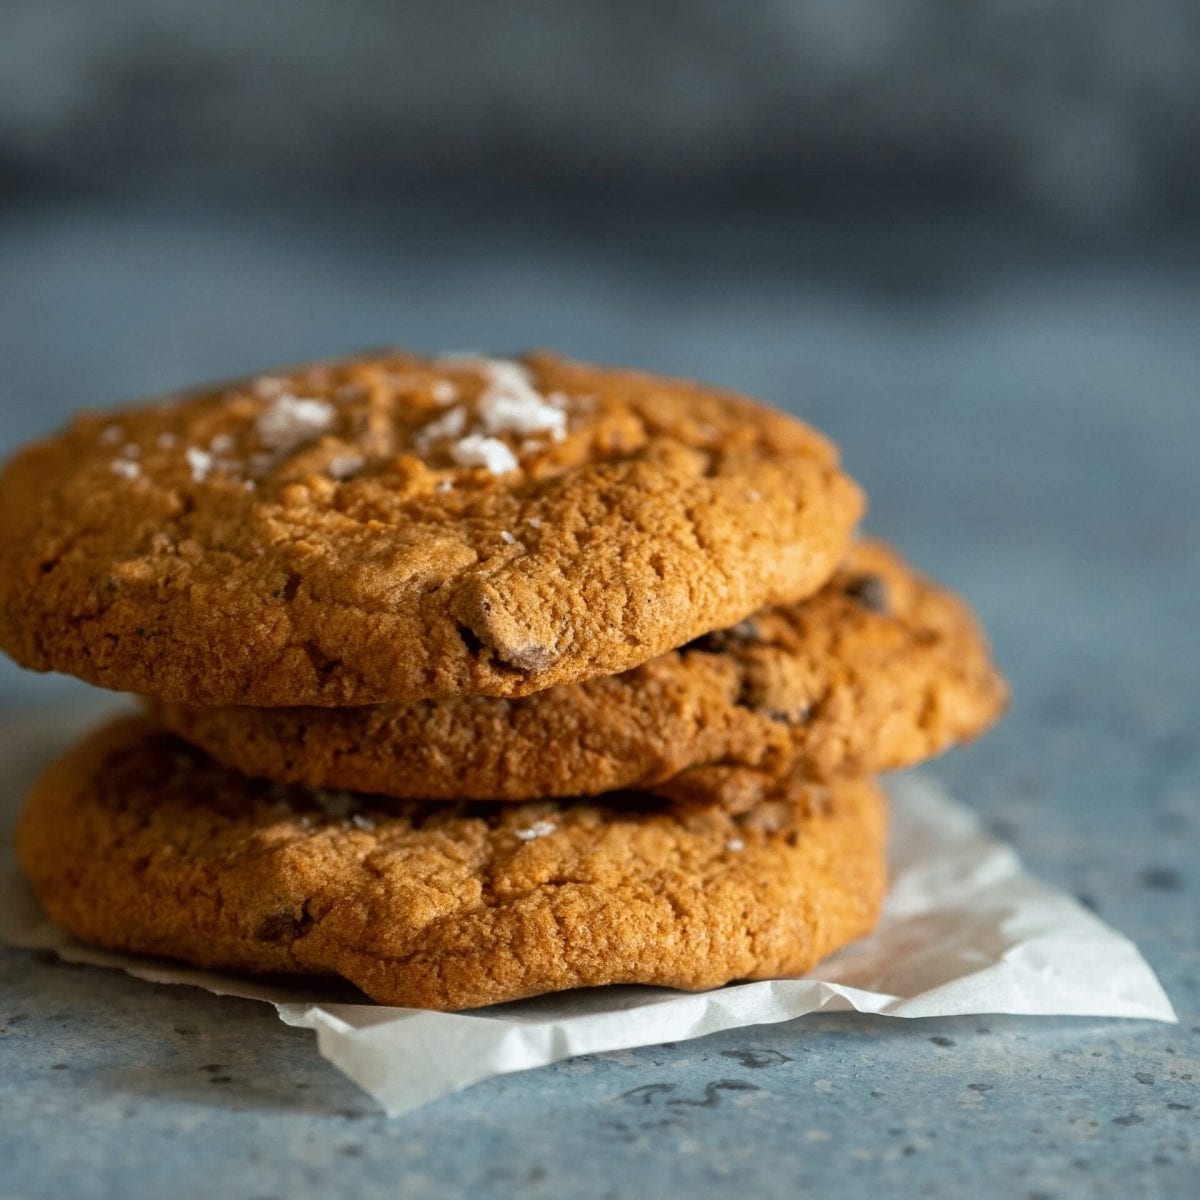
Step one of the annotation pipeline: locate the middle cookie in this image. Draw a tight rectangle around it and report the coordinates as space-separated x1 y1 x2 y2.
158 540 1007 808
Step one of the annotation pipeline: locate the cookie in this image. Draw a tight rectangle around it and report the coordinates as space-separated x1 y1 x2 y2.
0 351 863 706
156 540 1007 807
17 717 887 1011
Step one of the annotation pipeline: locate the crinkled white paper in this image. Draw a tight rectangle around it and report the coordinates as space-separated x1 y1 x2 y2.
0 707 1176 1116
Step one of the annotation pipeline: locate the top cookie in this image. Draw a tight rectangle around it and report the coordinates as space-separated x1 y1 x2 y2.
0 351 864 706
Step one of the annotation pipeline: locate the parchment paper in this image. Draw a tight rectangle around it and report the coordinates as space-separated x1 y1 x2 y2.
0 707 1176 1116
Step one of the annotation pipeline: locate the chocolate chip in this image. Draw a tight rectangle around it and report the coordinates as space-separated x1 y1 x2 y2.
302 641 342 677
455 621 484 656
683 618 763 655
255 902 314 944
727 619 762 641
276 573 301 603
845 573 889 613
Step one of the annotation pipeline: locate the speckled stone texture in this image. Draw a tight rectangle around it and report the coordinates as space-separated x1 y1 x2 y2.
1 207 1197 1199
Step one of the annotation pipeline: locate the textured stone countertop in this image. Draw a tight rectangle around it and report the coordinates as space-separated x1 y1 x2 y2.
0 206 1196 1199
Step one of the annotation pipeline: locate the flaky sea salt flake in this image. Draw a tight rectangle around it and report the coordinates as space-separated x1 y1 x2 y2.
110 460 141 480
477 377 567 439
256 395 336 454
185 447 214 482
414 406 467 449
449 434 518 475
516 820 556 841
327 454 365 480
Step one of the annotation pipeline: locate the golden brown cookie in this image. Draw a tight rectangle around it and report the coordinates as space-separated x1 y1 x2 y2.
17 717 887 1011
0 351 863 706
157 540 1007 808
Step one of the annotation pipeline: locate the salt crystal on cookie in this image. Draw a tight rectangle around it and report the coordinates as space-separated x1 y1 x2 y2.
449 434 518 474
256 395 335 454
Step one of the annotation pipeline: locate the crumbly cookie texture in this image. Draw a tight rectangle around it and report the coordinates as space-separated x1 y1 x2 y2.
157 540 1007 807
17 718 887 1011
0 351 863 706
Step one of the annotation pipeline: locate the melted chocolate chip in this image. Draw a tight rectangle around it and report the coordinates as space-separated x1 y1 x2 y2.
255 902 314 944
683 618 763 655
727 618 762 641
455 621 485 656
844 573 889 613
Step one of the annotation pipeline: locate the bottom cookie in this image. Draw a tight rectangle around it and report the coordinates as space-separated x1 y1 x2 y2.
17 717 888 1011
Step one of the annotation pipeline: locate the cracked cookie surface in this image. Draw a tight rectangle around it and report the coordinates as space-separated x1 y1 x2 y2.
0 351 863 705
17 717 887 1011
158 541 1007 808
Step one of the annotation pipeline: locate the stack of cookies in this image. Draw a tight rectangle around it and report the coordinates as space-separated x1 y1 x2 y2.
1 352 1006 1011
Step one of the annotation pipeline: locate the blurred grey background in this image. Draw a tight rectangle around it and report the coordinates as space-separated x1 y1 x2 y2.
5 13 1200 1193
1 0 1198 714
5 0 1200 223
